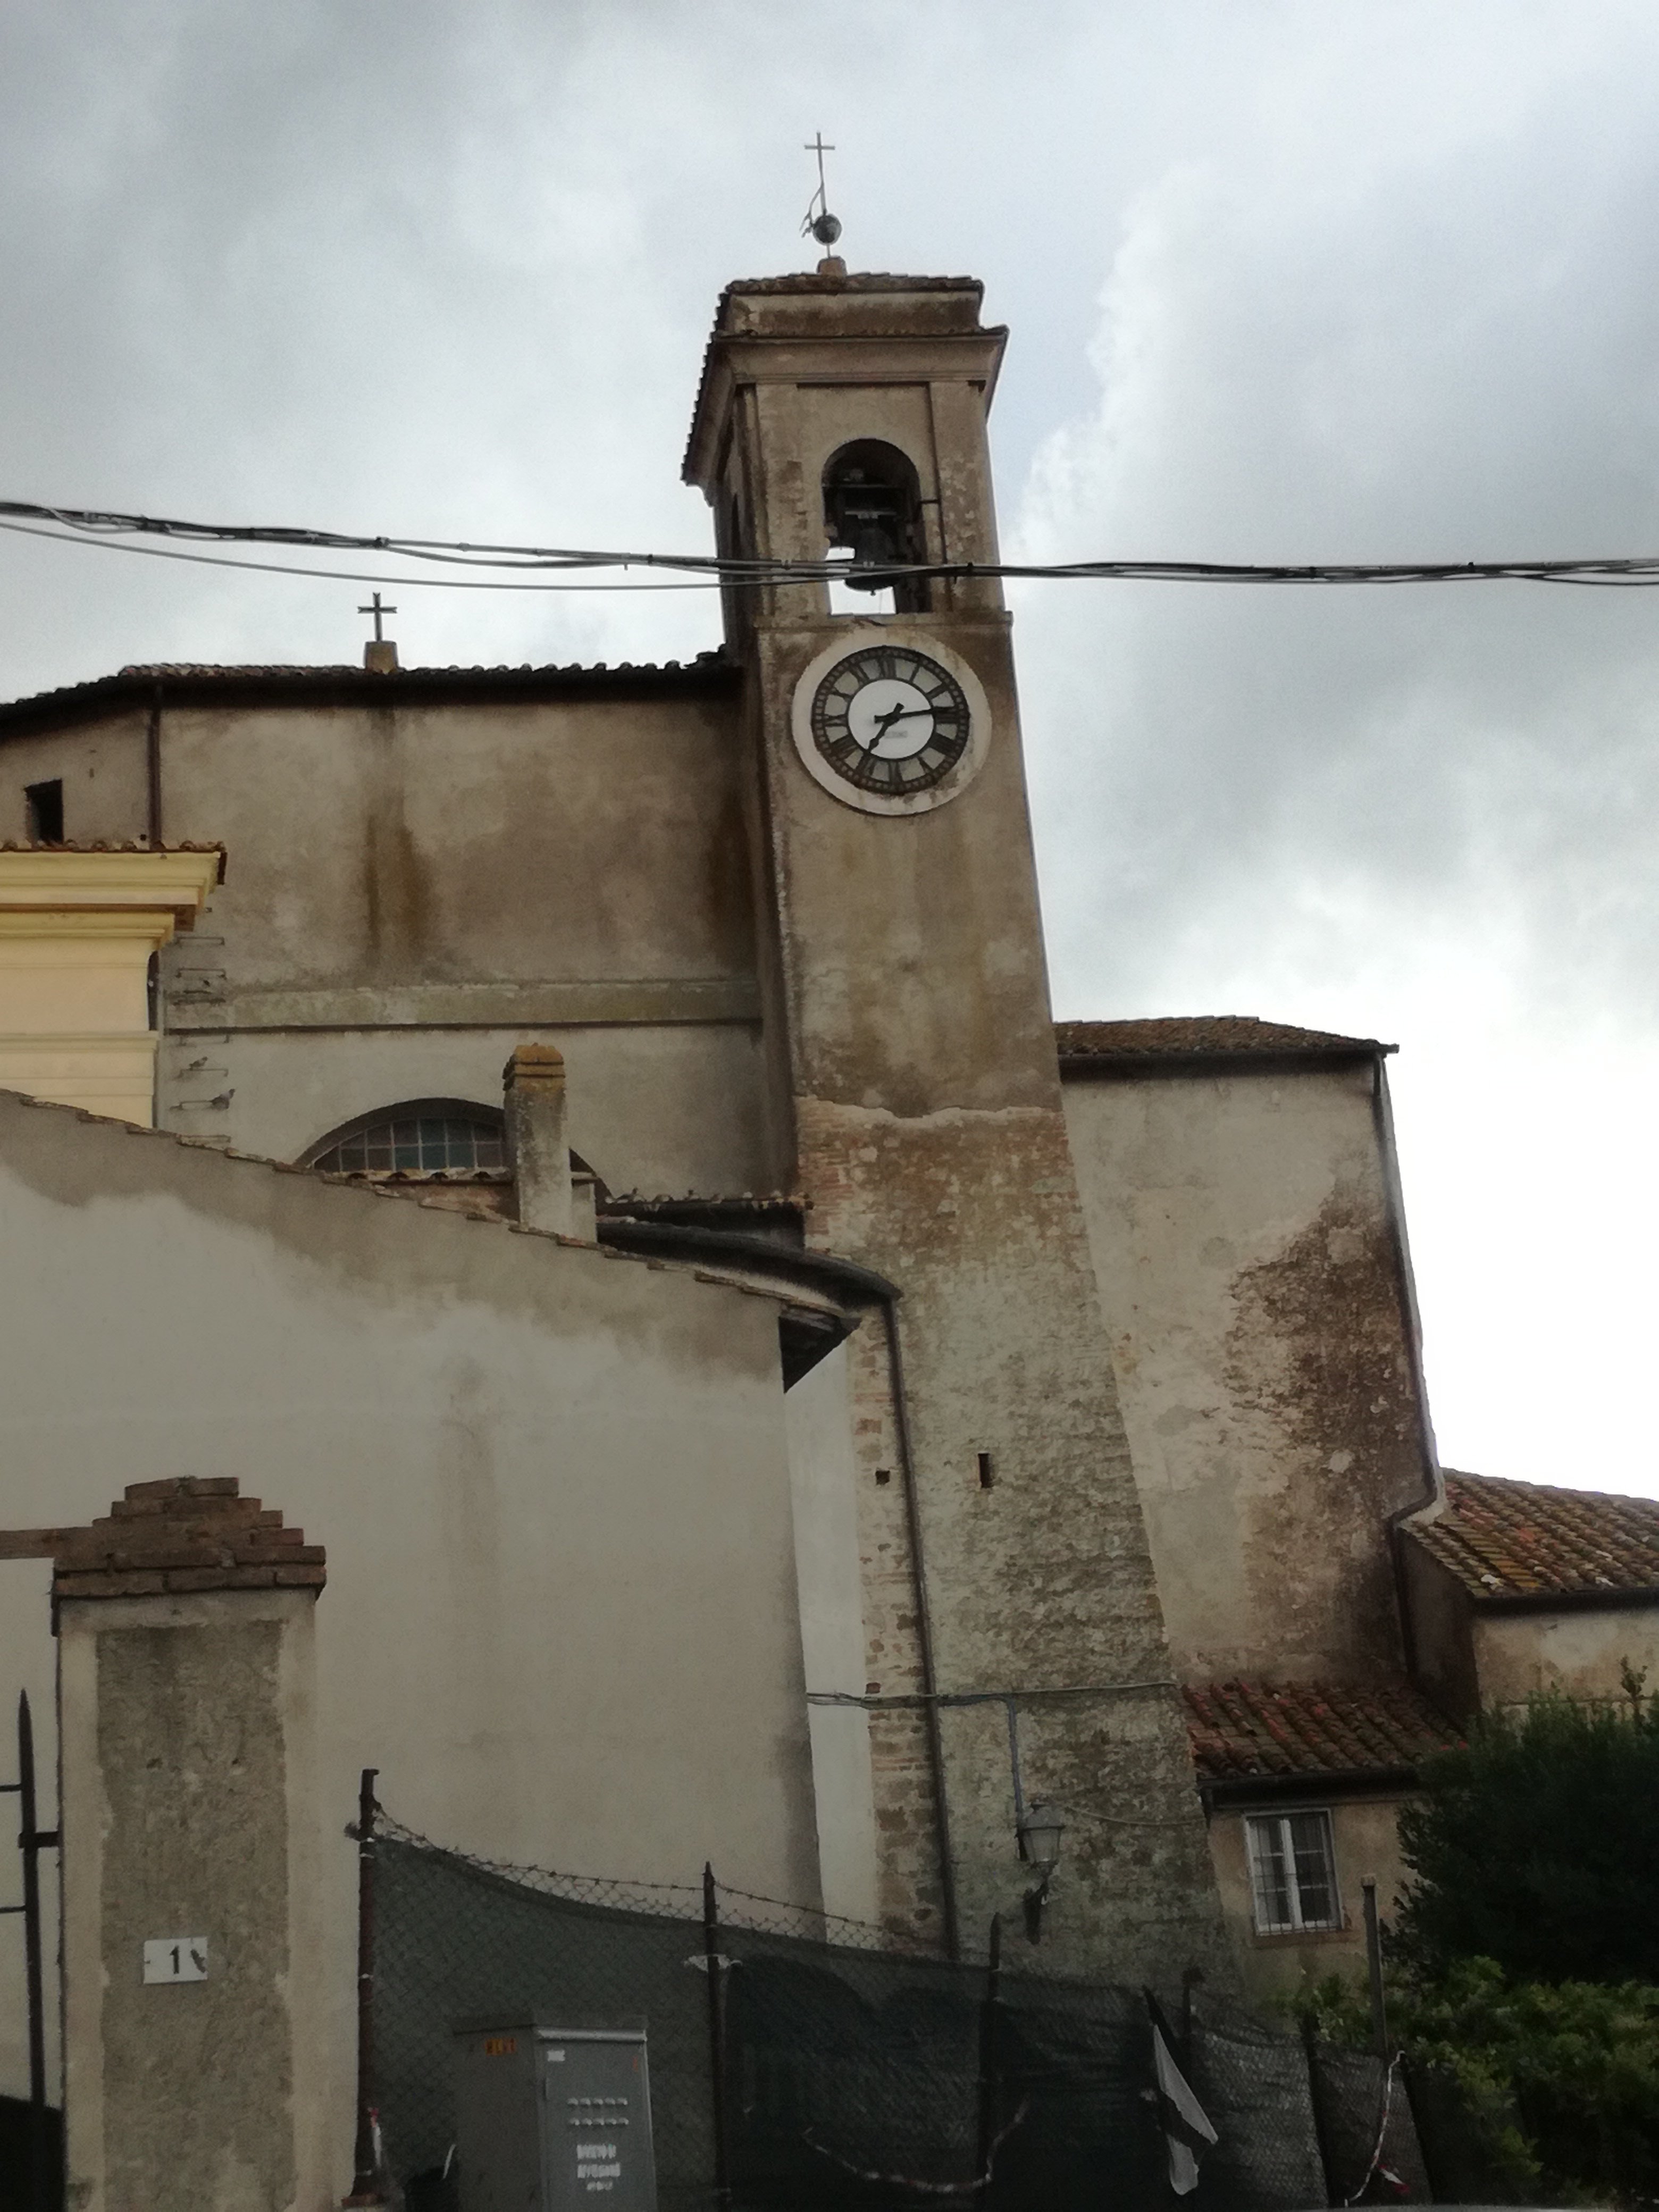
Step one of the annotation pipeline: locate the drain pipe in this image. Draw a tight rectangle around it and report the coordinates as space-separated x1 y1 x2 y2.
146 683 164 847
880 1296 961 1960
1370 1054 1443 1689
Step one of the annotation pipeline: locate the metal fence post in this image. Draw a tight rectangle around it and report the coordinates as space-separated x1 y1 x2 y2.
17 1693 58 2212
1361 1878 1388 2057
974 1913 1003 2196
702 1863 733 2211
344 1768 384 2207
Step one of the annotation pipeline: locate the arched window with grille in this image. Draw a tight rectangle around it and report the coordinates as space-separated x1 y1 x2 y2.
303 1099 507 1178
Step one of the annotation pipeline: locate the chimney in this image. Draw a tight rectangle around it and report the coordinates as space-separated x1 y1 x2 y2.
503 1044 577 1236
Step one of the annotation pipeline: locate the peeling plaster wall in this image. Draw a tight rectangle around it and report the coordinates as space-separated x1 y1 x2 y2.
1472 1605 1659 1710
0 714 149 845
1063 1062 1434 1686
1 692 773 1195
0 1090 817 2189
58 1591 328 2212
1397 1541 1480 1720
783 1342 881 1926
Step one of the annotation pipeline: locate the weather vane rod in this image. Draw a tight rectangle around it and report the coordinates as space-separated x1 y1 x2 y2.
801 133 842 250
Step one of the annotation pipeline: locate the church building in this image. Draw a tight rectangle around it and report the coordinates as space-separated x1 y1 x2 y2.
1 259 1654 2206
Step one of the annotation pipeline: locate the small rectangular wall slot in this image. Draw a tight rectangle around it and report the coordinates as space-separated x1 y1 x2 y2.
874 1468 891 1487
24 780 63 843
976 1452 995 1489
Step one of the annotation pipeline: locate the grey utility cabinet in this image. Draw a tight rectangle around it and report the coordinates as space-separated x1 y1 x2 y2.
453 2017 657 2212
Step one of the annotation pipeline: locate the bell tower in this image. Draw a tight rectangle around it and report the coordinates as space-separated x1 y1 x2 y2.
685 269 1229 1982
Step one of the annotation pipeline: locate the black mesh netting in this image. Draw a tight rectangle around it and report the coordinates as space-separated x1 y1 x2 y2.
371 1822 1434 2211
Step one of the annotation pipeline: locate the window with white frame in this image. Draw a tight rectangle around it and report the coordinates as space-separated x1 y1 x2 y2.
1244 1810 1342 1934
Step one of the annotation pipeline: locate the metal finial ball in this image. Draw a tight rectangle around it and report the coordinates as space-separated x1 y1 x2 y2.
810 211 842 247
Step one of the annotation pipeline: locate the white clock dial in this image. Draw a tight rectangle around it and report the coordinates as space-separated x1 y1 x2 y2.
791 632 992 817
809 646 972 797
845 676 940 761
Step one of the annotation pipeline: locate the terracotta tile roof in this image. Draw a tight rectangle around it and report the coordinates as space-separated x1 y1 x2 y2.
0 656 735 735
1057 1016 1391 1062
1184 1679 1461 1784
724 272 984 298
0 839 226 879
113 659 723 679
1405 1472 1659 1602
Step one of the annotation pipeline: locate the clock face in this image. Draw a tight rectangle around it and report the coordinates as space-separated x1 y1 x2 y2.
808 646 973 798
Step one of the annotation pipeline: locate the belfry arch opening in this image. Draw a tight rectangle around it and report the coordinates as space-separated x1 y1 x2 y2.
822 440 931 615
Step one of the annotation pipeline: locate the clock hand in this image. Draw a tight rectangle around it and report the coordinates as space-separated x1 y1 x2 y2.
865 702 934 745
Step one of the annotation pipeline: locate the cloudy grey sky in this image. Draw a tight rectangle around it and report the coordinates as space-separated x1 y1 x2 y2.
3 0 1656 1496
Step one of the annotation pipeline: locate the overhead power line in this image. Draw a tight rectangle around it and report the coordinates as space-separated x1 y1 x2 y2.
7 497 1659 590
0 517 721 593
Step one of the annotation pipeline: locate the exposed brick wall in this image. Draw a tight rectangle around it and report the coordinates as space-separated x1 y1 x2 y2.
52 1477 325 1602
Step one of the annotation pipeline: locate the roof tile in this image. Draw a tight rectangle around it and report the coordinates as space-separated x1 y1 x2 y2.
1057 1016 1390 1061
1183 1679 1461 1782
0 656 734 731
1405 1471 1659 1601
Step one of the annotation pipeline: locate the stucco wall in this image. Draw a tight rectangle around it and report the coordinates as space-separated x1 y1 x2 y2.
1062 1062 1434 1685
1398 1542 1480 1720
185 1020 769 1193
0 714 149 845
1401 1537 1659 1717
1205 1794 1413 2005
0 1088 817 2188
1473 1604 1659 1710
783 1342 881 1926
1 690 775 1196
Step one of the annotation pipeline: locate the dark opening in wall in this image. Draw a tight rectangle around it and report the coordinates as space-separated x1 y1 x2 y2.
24 780 63 844
977 1451 996 1489
823 440 930 614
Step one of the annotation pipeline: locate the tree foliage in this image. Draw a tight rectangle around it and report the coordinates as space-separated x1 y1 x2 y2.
1285 1685 1659 2202
1291 1961 1659 2206
1393 1679 1659 1985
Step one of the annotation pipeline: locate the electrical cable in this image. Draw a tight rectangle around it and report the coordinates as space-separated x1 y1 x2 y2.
0 518 722 592
7 497 1659 590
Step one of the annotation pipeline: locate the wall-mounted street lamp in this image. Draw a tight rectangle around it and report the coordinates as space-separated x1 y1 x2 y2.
1017 1801 1065 1943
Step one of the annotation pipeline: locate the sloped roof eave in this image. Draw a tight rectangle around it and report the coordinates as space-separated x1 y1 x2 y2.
1402 1470 1659 1605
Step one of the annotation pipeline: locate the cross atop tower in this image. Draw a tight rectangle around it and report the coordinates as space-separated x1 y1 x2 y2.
801 132 842 254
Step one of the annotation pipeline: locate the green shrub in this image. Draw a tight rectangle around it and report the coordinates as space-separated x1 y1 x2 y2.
1283 1960 1659 2203
1402 1958 1659 2206
1394 1680 1659 1987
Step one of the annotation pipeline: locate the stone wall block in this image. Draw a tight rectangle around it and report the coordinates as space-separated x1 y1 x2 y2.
54 1478 328 2212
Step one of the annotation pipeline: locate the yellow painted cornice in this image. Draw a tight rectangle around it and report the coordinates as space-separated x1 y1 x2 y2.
0 847 222 926
0 912 185 943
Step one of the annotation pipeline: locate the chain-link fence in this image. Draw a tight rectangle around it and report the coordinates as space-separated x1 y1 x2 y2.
368 1808 1435 2211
